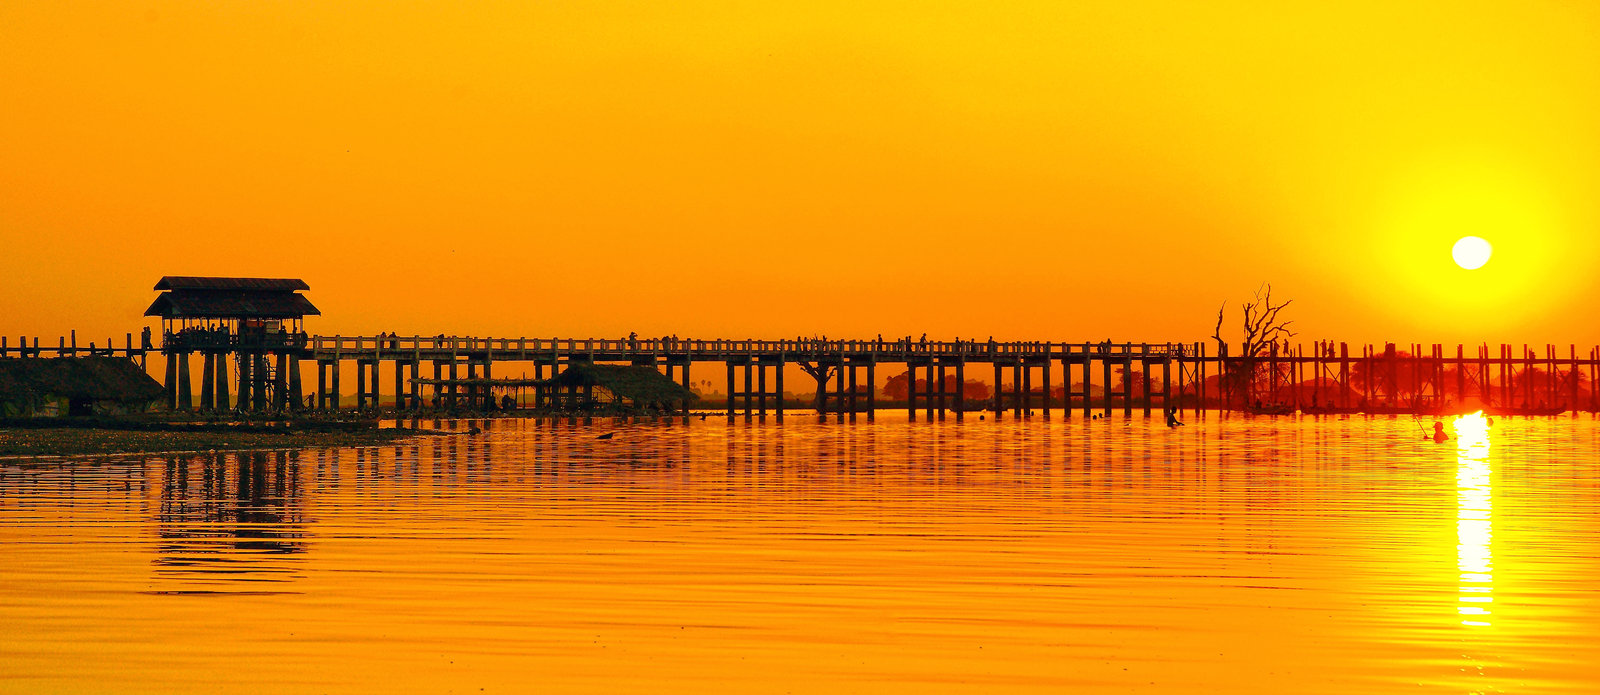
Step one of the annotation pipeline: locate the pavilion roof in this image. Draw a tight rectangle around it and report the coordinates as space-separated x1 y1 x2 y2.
145 276 319 319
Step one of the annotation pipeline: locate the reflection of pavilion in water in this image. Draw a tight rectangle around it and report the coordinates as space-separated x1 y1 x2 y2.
156 451 306 585
1455 417 1493 627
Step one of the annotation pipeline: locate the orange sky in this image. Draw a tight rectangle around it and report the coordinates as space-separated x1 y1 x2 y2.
4 2 1599 348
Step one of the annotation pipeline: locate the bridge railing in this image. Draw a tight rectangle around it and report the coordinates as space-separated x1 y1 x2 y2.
305 336 1191 360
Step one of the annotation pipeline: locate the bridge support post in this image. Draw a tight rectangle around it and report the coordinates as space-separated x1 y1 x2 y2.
1042 355 1052 419
991 361 1003 420
906 362 917 422
746 361 756 420
681 361 693 415
482 359 492 411
1060 358 1074 419
329 359 340 412
864 361 874 421
393 359 404 412
847 362 858 421
775 360 784 422
448 360 459 410
409 361 420 412
215 353 230 413
253 354 268 412
954 361 964 421
1012 363 1023 418
200 352 215 411
1162 353 1172 415
288 356 302 412
1122 354 1133 416
274 353 288 412
164 353 179 410
1102 349 1113 417
237 353 253 411
1142 357 1153 416
758 363 768 418
177 353 193 412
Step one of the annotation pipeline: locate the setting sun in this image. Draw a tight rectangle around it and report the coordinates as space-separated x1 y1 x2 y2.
1452 236 1493 270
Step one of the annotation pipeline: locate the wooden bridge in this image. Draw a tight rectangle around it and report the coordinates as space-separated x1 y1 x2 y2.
294 335 1600 419
302 335 1205 420
8 332 1599 418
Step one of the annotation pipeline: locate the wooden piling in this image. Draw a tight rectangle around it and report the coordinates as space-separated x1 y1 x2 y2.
288 357 302 411
953 361 964 421
863 361 873 421
768 360 780 419
164 353 179 409
177 353 192 411
758 363 768 417
329 359 341 411
1041 348 1052 419
725 362 735 419
991 361 1002 420
200 352 215 411
393 358 404 411
1102 346 1113 417
215 353 230 413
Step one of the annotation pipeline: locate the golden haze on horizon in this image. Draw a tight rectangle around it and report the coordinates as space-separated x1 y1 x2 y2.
3 2 1598 345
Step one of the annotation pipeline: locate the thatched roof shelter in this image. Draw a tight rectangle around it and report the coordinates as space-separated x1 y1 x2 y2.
545 364 696 405
0 357 164 415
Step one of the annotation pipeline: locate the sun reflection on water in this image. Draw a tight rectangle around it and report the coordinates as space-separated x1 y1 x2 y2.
1455 411 1493 628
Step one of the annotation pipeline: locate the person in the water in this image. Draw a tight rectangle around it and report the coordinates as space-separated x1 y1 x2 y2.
1430 421 1448 443
1165 406 1184 428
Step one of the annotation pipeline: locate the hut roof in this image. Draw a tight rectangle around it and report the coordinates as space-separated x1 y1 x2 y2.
145 276 319 319
548 364 697 403
144 291 320 318
0 357 164 404
154 277 310 291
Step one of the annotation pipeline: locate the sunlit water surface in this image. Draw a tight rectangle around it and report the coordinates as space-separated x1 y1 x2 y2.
4 414 1600 694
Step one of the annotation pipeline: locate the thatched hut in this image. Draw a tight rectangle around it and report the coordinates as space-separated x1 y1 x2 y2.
539 364 696 412
0 357 165 417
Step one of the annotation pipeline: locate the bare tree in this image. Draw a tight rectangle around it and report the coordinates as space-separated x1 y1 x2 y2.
1212 284 1296 407
797 362 836 412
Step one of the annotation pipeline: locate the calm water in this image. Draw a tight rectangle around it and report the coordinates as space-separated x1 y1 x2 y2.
4 413 1600 694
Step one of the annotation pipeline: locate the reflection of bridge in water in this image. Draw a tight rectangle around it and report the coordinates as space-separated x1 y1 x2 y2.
155 451 306 588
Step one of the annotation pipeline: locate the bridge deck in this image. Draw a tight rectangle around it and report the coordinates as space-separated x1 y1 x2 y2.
307 336 1192 363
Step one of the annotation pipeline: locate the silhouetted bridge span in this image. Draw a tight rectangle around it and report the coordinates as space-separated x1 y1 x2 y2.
299 336 1200 420
292 336 1600 418
10 333 1599 418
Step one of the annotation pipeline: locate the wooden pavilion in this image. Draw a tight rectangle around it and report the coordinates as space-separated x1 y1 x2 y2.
145 276 319 412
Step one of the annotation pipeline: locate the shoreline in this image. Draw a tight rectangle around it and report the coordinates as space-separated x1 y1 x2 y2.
0 425 418 459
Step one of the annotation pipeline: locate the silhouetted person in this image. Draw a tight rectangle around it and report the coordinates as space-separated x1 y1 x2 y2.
1431 421 1448 443
1166 407 1184 428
